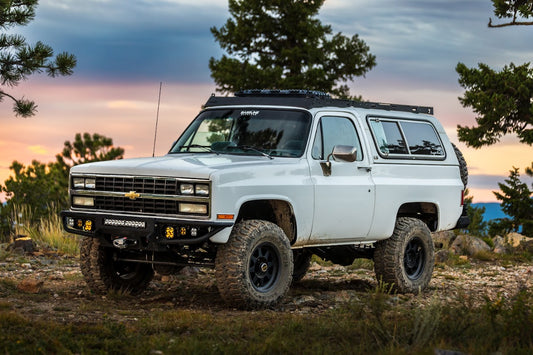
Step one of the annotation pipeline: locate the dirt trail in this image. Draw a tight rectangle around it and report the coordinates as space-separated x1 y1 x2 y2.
1 249 532 323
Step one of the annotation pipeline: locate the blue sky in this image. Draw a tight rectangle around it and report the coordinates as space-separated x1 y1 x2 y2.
1 0 533 202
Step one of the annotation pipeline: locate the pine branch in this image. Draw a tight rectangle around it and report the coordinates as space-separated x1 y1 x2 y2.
488 17 533 27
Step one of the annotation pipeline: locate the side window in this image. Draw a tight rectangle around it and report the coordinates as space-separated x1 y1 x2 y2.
369 117 444 159
312 116 363 161
400 121 444 156
369 120 408 154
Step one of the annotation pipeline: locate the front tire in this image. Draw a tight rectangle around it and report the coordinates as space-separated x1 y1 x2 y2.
373 217 435 293
80 237 154 295
215 220 293 309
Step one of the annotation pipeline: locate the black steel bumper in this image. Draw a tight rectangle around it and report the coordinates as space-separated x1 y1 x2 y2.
453 206 470 229
60 210 233 246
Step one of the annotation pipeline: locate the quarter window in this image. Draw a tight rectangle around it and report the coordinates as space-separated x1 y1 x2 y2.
369 118 444 159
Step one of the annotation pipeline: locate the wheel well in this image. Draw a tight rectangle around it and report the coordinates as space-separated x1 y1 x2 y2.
236 200 297 244
397 202 438 231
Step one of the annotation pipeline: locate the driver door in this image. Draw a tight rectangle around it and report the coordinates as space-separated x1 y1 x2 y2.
309 113 375 242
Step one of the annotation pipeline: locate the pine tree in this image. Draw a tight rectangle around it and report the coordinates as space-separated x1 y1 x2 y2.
209 0 376 99
0 0 76 117
492 167 533 237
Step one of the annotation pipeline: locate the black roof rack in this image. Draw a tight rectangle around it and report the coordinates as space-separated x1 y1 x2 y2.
204 89 433 115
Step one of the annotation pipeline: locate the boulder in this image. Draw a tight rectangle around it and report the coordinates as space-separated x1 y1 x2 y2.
434 249 450 263
17 278 44 294
432 231 456 249
492 236 510 254
450 235 491 256
506 232 526 247
8 236 36 254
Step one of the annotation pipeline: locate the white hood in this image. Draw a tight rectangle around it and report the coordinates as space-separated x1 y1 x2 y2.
70 154 287 179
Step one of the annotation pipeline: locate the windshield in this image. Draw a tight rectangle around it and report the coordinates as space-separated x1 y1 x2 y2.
170 108 311 158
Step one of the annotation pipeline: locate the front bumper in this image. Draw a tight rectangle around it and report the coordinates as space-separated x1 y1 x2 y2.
60 210 233 247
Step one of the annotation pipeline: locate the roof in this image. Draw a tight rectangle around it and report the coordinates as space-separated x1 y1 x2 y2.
203 90 434 115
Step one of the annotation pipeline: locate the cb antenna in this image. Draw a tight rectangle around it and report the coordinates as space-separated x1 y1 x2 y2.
152 82 162 157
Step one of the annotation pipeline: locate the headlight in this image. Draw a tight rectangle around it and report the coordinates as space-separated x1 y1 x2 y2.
85 178 96 189
72 177 96 189
195 184 209 196
180 183 194 195
179 203 207 214
73 177 85 189
72 196 95 207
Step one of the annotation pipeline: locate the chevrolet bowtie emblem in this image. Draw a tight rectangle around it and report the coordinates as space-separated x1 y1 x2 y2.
125 191 141 200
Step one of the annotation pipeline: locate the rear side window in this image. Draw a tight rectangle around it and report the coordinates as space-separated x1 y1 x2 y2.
369 117 444 159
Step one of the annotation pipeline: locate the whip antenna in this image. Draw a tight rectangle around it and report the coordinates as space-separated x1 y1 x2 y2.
152 82 162 157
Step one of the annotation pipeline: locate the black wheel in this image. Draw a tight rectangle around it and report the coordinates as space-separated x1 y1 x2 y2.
80 237 154 295
292 249 312 283
451 143 468 188
215 220 293 309
373 217 435 293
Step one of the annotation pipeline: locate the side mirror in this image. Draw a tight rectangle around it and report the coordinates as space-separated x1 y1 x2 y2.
331 145 358 163
320 145 357 176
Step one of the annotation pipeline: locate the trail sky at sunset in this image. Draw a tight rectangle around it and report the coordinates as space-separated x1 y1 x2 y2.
1 0 532 202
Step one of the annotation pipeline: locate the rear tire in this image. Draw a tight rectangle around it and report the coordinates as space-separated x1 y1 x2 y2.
80 237 154 295
215 220 293 309
373 218 434 293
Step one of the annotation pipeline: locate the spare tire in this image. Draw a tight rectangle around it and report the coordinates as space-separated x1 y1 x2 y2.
451 143 468 188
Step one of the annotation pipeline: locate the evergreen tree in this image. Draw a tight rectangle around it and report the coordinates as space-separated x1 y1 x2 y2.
209 0 376 99
492 167 533 237
0 133 123 238
0 0 76 117
489 0 533 27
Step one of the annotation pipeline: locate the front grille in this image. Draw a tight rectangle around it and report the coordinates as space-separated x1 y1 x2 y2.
95 196 194 215
95 176 180 195
72 175 210 217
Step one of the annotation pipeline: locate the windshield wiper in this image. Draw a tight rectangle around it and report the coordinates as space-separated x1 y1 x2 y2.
236 145 274 160
177 144 219 155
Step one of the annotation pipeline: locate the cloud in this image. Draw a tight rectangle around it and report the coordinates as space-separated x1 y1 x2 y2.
27 145 49 155
20 0 228 83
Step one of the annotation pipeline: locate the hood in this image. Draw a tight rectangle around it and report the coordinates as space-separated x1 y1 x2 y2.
70 154 291 179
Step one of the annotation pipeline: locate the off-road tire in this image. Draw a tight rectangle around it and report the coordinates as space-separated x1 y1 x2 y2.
215 220 293 309
451 143 468 188
292 249 312 283
373 217 435 293
80 237 154 295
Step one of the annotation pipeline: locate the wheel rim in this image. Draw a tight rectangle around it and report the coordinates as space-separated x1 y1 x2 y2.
249 242 280 292
404 237 425 280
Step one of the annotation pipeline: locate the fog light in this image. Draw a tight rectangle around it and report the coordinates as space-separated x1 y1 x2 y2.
165 226 175 239
73 196 95 207
191 228 198 237
179 203 207 214
66 217 75 228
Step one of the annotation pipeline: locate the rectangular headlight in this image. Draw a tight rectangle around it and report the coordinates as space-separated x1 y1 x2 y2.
179 203 207 214
73 196 95 207
73 177 85 189
85 178 96 189
180 183 194 195
195 184 209 196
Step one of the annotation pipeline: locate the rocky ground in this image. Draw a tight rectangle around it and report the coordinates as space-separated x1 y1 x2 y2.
1 243 532 324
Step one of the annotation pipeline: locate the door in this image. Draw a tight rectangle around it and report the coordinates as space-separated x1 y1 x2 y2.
309 113 375 242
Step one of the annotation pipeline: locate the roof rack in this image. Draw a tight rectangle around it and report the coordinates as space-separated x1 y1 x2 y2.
204 89 433 115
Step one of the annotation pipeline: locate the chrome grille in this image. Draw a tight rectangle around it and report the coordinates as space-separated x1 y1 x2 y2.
94 196 183 215
95 176 180 194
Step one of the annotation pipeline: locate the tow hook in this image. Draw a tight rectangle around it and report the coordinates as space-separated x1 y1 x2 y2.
112 237 138 249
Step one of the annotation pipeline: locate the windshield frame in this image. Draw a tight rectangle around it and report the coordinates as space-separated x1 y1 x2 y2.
169 107 312 158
